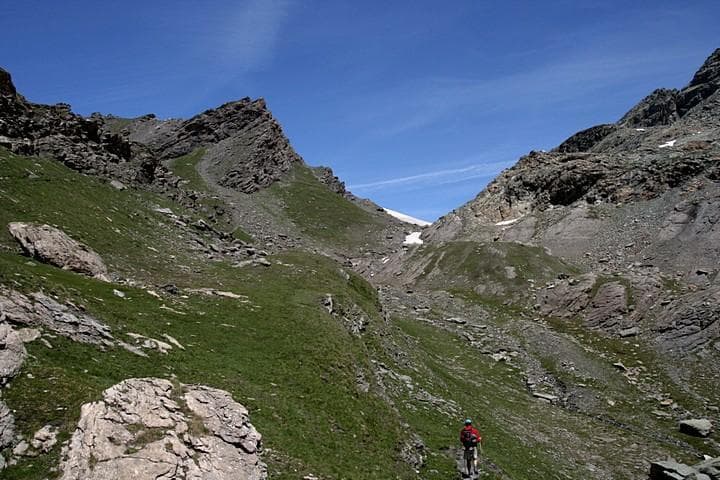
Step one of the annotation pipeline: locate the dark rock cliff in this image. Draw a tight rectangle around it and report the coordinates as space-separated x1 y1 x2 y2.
0 67 162 184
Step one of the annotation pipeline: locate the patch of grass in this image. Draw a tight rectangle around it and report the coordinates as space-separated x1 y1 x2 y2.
410 241 577 304
232 226 255 244
0 148 219 285
589 275 635 307
544 314 720 460
168 148 208 192
265 164 387 249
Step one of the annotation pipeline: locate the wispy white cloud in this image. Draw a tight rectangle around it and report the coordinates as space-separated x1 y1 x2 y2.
351 47 700 137
205 0 293 72
349 160 512 193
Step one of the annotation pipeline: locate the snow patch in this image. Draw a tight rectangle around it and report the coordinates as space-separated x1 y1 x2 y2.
403 232 423 245
383 208 431 226
495 216 523 226
658 139 677 148
634 128 646 132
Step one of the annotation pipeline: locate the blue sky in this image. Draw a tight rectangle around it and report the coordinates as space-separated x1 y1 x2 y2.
1 1 718 221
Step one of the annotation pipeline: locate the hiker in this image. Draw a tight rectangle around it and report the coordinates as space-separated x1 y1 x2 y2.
460 418 482 476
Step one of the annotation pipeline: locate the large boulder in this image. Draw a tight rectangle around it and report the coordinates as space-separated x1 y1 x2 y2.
650 457 720 480
7 223 109 280
679 418 714 437
59 378 267 480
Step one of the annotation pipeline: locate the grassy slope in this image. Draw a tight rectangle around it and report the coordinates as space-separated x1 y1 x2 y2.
0 149 450 479
2 149 713 479
167 150 386 251
0 149 406 478
407 241 576 305
262 163 388 251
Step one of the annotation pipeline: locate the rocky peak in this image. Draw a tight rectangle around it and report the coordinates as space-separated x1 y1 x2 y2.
123 95 304 194
677 48 720 116
687 47 720 89
0 67 17 97
618 88 679 128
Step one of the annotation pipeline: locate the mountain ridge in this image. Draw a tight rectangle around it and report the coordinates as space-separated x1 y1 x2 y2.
1 49 719 480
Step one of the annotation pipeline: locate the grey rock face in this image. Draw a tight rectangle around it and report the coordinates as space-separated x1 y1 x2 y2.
0 287 114 346
430 49 720 235
58 378 267 480
0 323 26 384
650 460 700 479
8 222 109 280
311 166 347 196
0 400 15 451
677 48 720 117
654 287 720 353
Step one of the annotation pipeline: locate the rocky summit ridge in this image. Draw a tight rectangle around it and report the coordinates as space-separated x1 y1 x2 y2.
1 49 719 480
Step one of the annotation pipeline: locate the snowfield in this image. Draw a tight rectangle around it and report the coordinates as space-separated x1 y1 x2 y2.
403 232 423 245
383 208 431 226
495 216 523 226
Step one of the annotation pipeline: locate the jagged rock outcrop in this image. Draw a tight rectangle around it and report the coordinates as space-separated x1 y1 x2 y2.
0 287 114 347
312 166 347 196
428 49 720 237
0 67 162 185
8 222 109 280
58 378 267 480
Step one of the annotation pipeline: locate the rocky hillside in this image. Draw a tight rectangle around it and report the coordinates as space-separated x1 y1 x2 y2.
425 48 720 275
1 49 719 480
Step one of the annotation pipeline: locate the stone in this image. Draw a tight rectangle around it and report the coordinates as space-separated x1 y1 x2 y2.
649 457 720 480
30 425 58 452
679 419 713 437
696 456 720 478
650 460 697 479
109 180 127 190
58 378 267 480
7 222 109 281
0 400 15 450
125 333 173 354
619 326 639 337
15 328 40 343
0 71 162 185
12 440 29 457
0 324 26 383
532 392 559 402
